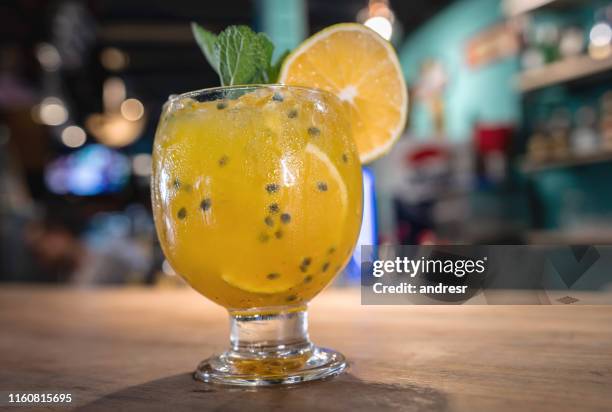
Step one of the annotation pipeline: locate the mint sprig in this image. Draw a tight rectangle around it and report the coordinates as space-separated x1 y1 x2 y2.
191 23 288 86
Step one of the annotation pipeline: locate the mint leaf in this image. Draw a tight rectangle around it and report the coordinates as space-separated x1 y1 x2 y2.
217 25 270 86
268 50 290 83
191 23 284 86
191 23 219 72
258 33 274 83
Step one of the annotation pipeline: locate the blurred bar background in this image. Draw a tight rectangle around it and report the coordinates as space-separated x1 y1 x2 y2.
1 0 611 289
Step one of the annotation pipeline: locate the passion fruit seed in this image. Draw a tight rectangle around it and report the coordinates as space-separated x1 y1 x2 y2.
173 178 181 190
342 153 349 163
280 213 291 224
266 183 280 193
268 203 280 214
287 109 298 119
172 178 191 192
216 101 228 110
258 233 270 243
267 273 281 280
177 207 187 220
286 295 297 302
264 216 274 227
272 92 284 102
274 230 283 239
317 181 328 192
299 257 311 272
322 262 330 272
304 275 313 283
308 126 320 137
218 155 229 167
328 247 336 254
200 198 212 211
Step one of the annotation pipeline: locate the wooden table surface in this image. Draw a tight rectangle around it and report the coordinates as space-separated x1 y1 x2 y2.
0 286 611 412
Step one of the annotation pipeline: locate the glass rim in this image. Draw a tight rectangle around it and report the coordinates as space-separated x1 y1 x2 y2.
168 84 338 103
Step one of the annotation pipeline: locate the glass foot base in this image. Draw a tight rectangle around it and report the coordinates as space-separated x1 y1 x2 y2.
194 346 347 386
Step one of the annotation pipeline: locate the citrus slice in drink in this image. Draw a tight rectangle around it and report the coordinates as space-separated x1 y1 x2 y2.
279 23 408 163
220 141 351 296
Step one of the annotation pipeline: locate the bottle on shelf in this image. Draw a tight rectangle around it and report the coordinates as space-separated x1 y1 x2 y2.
571 106 600 156
559 26 585 59
548 107 571 160
527 120 550 162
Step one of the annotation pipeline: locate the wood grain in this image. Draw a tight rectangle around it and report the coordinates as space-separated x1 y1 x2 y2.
0 286 611 411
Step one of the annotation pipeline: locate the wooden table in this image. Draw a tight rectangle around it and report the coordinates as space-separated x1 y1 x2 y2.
0 286 611 411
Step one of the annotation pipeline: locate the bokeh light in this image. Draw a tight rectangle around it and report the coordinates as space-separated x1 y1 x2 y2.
590 23 612 47
35 43 62 72
120 98 145 121
132 153 152 176
364 16 393 40
103 77 126 111
100 47 129 71
45 144 130 196
39 97 68 126
61 125 87 148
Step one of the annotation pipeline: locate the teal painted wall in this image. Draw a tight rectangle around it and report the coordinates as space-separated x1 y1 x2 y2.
256 0 307 60
398 0 612 231
399 0 520 141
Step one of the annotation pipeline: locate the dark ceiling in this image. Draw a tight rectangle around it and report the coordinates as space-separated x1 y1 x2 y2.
0 0 451 150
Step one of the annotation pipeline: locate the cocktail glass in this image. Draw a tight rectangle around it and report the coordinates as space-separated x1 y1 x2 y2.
152 85 363 385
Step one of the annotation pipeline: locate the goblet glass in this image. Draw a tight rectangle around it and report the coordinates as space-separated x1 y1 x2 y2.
152 85 363 385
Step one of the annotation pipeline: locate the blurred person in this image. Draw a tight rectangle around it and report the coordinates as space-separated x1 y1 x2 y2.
24 204 153 286
24 211 82 282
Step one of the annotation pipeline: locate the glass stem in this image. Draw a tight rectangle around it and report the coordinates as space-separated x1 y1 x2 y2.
228 308 312 357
